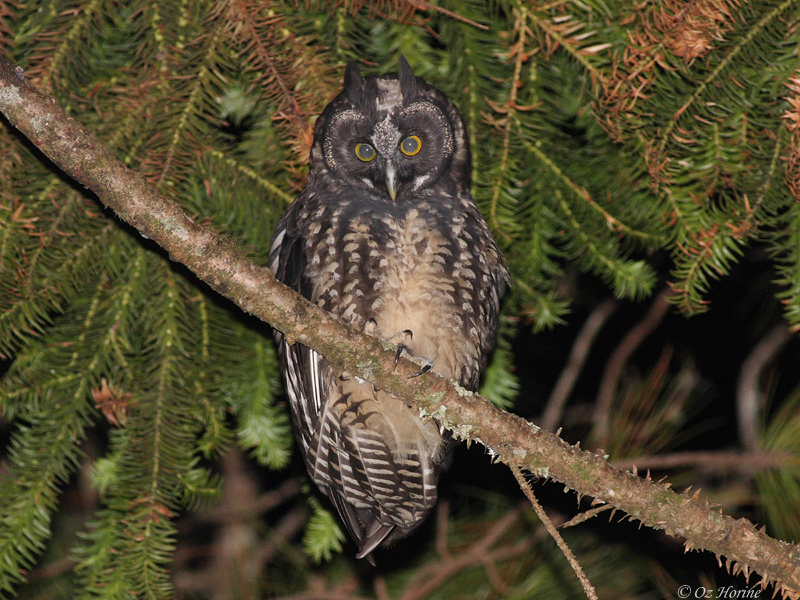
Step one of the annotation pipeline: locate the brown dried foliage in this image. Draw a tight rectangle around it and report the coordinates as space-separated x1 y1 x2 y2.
783 73 800 201
597 0 738 142
654 0 737 63
0 1 18 58
92 377 130 428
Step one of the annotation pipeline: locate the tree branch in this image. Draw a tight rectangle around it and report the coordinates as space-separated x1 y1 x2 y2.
541 297 618 432
592 288 671 444
397 505 531 600
737 323 792 451
510 465 597 600
1 56 798 597
612 450 800 474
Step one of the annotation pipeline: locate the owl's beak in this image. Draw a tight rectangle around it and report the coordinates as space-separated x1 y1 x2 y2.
385 162 397 200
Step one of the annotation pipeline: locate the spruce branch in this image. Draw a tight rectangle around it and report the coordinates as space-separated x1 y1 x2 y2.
2 57 800 597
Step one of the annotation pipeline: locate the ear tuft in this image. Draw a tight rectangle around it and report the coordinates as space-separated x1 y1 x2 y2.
398 55 417 98
344 62 364 104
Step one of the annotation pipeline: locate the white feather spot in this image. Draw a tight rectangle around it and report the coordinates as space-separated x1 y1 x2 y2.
376 79 403 111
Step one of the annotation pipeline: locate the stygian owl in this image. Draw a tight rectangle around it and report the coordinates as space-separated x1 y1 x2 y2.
269 57 509 562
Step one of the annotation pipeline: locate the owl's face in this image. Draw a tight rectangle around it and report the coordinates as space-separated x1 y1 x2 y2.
309 57 470 202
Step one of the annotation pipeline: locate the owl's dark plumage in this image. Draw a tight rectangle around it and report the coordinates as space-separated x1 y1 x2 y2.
269 57 509 561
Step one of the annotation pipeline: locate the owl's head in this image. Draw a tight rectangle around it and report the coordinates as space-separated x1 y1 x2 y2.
309 56 470 202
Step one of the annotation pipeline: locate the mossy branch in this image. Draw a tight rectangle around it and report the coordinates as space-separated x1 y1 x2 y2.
1 56 798 598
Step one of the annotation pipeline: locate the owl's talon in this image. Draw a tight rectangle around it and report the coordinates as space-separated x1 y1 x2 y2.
364 318 378 336
409 360 433 379
394 343 434 377
394 343 407 365
384 330 414 365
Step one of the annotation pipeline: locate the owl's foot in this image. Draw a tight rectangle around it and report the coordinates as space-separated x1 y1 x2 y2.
365 321 434 378
390 330 434 379
388 330 414 363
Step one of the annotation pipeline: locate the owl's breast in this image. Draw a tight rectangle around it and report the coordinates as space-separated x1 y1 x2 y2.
370 205 484 385
306 195 493 388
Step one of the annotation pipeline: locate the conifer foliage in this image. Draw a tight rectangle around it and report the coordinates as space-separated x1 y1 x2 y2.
2 0 800 598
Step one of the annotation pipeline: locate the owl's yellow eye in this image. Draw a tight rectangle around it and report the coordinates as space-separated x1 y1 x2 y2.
355 143 376 162
400 135 422 156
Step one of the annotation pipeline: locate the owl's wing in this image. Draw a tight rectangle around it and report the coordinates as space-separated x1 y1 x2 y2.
316 381 443 560
269 202 328 457
315 398 397 559
458 191 511 389
269 202 397 559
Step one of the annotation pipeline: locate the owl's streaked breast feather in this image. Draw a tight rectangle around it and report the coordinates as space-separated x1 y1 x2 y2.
269 56 508 562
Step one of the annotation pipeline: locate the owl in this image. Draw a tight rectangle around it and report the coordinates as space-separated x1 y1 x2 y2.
269 56 509 562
